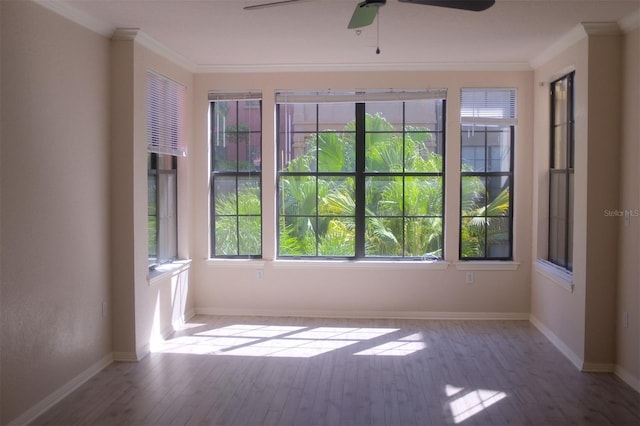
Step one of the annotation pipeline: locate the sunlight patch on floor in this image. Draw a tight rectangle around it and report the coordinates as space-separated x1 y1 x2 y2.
446 385 507 424
151 324 401 358
354 332 427 356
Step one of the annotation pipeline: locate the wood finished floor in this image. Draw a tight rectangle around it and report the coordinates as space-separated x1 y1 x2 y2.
34 316 639 426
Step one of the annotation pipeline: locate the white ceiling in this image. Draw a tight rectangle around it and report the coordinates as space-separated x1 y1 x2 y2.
50 0 639 71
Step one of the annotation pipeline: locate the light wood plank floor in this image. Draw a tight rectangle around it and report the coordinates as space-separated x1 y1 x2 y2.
34 316 639 426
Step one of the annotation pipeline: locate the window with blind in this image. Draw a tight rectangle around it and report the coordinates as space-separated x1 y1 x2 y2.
460 88 516 260
548 73 574 271
147 71 185 267
210 93 262 258
276 89 446 259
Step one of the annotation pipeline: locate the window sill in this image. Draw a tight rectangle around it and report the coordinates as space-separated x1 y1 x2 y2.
454 261 520 271
148 259 192 285
205 258 449 270
534 259 574 293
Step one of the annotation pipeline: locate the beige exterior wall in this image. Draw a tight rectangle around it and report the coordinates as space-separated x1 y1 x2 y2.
191 71 534 318
0 1 111 423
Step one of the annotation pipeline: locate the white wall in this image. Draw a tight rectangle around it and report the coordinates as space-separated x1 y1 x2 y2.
0 2 111 423
191 71 534 318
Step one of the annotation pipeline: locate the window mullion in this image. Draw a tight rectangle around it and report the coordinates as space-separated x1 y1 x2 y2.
355 103 366 258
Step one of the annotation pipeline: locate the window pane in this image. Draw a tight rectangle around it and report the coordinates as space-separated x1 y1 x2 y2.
487 217 510 258
157 171 177 261
215 217 238 256
278 132 317 172
366 102 403 131
366 176 403 216
405 100 439 128
486 176 510 217
237 100 262 132
279 216 317 256
280 176 317 215
148 173 157 262
554 79 568 123
405 217 442 258
238 216 261 255
318 132 355 172
461 127 486 172
238 177 261 215
549 172 567 266
214 177 237 215
365 134 404 172
318 177 355 217
404 176 443 216
567 171 574 271
553 124 568 168
487 128 511 172
461 176 486 213
318 218 355 257
461 217 486 258
318 102 355 130
365 217 402 257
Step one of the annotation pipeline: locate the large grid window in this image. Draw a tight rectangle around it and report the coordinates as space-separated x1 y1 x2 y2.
460 88 516 260
549 73 574 270
210 94 262 257
147 71 185 267
276 90 446 259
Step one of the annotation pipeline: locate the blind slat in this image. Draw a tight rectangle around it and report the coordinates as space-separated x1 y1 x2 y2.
275 89 447 104
460 88 517 126
208 91 262 101
147 71 187 157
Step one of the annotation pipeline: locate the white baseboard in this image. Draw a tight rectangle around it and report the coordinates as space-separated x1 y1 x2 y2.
194 307 530 321
615 365 640 392
529 314 584 371
112 349 148 362
7 353 113 426
582 362 615 373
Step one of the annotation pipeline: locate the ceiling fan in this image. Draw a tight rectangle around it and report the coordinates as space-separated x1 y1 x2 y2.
244 0 495 29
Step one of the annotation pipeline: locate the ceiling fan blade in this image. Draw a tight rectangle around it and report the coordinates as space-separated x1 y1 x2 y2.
348 0 386 29
397 0 495 12
244 0 307 11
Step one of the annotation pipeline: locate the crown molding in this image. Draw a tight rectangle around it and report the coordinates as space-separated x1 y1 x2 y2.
195 61 532 74
34 0 114 36
581 22 621 36
529 24 587 69
112 28 197 72
618 8 640 33
529 21 622 69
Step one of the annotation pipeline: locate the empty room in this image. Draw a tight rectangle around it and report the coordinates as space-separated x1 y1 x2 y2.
1 0 639 425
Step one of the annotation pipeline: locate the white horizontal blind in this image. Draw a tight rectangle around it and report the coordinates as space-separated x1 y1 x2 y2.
460 88 517 126
147 71 187 157
275 88 447 104
208 91 262 101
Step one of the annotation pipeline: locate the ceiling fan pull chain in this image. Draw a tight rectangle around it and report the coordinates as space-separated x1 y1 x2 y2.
376 9 381 54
